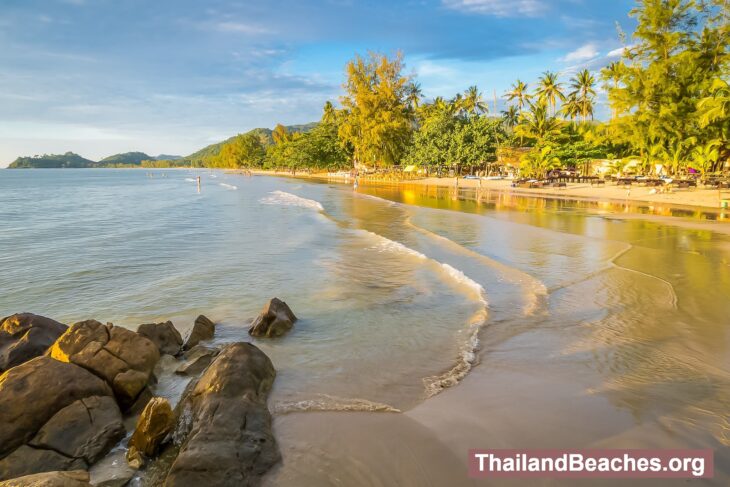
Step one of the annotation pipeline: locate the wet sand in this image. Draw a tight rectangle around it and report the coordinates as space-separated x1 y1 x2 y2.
244 170 730 212
257 175 730 487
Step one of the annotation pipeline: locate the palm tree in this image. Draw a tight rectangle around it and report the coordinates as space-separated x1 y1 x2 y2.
432 96 452 115
600 62 624 119
501 105 519 129
698 78 730 128
561 95 581 121
322 101 337 125
462 85 488 115
520 145 561 179
691 140 721 175
505 79 531 112
536 71 566 117
515 100 562 142
406 81 423 110
450 93 465 116
569 69 597 123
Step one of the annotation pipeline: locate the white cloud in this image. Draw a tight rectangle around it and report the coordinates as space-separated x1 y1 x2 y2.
212 21 271 35
560 43 599 63
606 45 633 58
443 0 546 17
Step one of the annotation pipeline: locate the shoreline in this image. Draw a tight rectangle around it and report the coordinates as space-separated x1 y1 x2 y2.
237 169 730 212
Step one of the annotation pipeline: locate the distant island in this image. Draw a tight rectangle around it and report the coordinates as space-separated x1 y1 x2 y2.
7 123 318 169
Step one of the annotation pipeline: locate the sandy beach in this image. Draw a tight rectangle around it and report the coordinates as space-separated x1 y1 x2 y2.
243 170 730 212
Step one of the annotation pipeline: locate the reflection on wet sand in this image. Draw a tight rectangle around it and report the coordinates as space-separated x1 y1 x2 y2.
266 181 730 486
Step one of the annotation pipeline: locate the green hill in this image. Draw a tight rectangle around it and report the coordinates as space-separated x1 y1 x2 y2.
99 152 152 166
177 123 319 167
8 152 97 168
7 123 318 169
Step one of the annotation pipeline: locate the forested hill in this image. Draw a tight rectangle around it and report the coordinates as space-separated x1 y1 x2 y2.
99 152 153 166
169 122 318 167
8 152 97 168
7 123 318 168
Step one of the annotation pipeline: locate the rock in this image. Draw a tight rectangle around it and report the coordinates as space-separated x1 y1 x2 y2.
48 321 159 409
29 396 125 465
127 397 174 465
0 446 86 481
0 356 113 460
175 346 219 376
0 313 67 372
165 342 279 487
136 322 182 356
248 298 297 338
0 470 90 487
88 450 136 487
182 316 215 351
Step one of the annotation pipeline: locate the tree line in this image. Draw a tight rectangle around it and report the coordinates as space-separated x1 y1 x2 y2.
207 0 728 179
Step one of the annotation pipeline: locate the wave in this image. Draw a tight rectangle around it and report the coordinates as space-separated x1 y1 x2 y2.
350 193 547 316
403 215 548 316
184 178 196 182
260 190 324 211
359 228 489 397
273 394 401 414
219 183 238 190
547 243 678 309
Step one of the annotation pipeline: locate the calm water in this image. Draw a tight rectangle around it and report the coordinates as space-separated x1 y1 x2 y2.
1 169 729 476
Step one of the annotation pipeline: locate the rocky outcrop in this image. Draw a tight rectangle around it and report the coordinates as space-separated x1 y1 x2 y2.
0 358 123 481
165 342 279 487
127 397 174 467
137 321 183 356
48 320 159 409
182 315 215 351
175 346 219 376
0 470 91 487
29 396 125 465
0 313 67 372
248 298 297 338
0 356 113 460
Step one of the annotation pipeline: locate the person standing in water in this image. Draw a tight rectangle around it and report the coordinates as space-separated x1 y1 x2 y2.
196 176 201 193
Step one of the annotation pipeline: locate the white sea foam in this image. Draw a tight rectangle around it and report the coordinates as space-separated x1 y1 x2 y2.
404 215 548 316
359 228 490 397
184 178 196 182
219 183 238 190
260 190 324 211
273 394 401 414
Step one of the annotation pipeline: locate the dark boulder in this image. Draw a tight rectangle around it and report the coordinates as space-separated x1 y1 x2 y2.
0 356 113 460
0 446 85 481
0 313 67 372
175 346 219 376
248 298 297 338
182 315 215 351
29 396 125 465
165 342 279 487
137 321 183 356
48 320 159 409
0 470 91 487
127 397 174 467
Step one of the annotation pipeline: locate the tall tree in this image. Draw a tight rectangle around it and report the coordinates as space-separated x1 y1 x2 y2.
462 85 488 115
339 52 414 167
569 69 597 122
505 79 532 111
536 71 566 116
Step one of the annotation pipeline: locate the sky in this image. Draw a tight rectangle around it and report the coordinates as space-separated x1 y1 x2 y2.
0 0 638 166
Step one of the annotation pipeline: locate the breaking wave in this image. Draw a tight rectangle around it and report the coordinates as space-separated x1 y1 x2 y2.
219 183 238 190
361 228 489 397
273 394 401 414
260 190 324 211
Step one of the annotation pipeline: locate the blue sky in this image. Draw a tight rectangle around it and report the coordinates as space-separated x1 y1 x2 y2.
0 0 637 166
